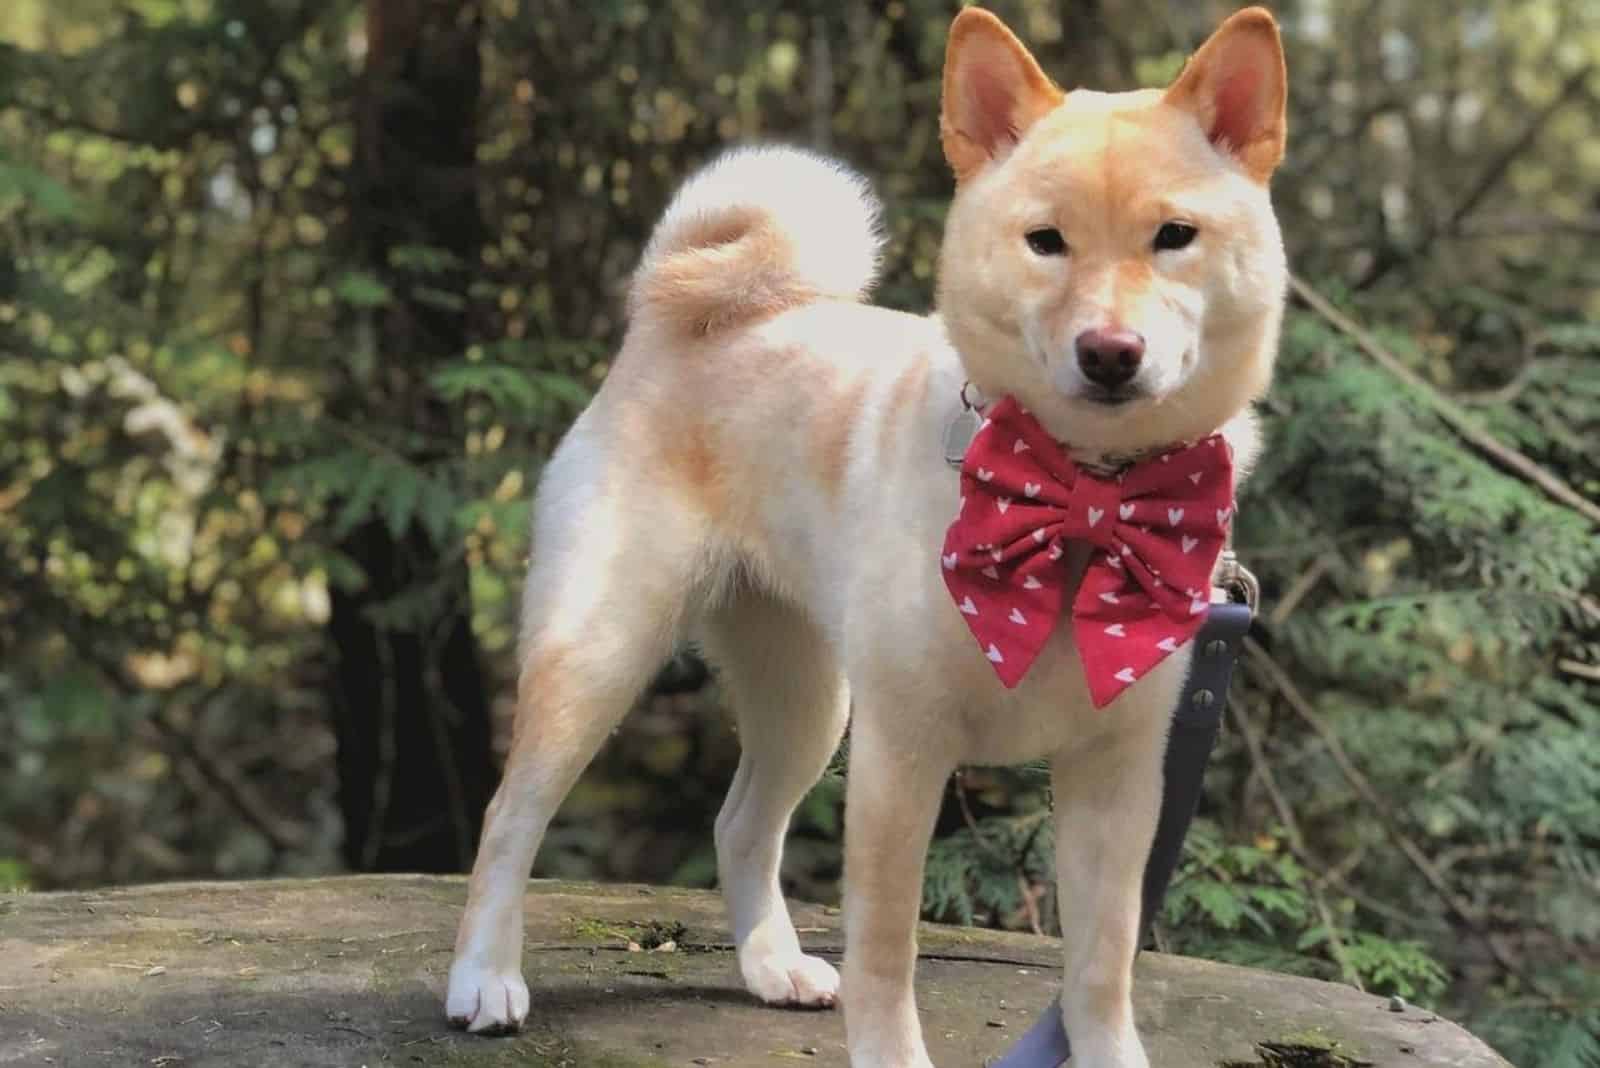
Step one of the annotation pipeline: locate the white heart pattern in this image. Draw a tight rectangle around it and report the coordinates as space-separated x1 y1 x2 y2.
940 396 1234 706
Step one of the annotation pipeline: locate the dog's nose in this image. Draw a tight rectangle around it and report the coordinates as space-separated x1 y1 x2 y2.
1075 327 1146 389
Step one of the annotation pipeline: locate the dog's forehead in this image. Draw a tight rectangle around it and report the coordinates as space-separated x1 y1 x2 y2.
1014 92 1224 204
1057 87 1165 114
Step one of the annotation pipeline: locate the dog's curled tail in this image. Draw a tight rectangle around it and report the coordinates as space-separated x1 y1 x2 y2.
628 145 883 336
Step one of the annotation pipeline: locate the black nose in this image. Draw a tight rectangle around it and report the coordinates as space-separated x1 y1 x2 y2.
1075 327 1146 390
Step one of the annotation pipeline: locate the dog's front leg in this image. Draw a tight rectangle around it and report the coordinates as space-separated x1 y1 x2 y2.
840 706 953 1068
1049 683 1172 1068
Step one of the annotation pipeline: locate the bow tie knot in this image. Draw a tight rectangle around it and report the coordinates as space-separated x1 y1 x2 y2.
1057 471 1125 550
942 396 1235 707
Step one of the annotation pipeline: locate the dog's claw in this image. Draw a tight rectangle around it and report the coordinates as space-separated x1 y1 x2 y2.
446 962 529 1035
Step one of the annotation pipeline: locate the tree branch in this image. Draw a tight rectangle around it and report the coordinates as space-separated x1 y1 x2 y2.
1354 62 1595 290
1289 275 1600 526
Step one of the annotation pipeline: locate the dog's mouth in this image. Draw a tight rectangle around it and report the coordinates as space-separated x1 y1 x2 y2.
1083 388 1140 408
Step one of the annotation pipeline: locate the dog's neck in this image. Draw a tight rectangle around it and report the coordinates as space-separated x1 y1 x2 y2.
944 383 1185 475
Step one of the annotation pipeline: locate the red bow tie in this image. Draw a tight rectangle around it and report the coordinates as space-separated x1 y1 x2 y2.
941 396 1235 707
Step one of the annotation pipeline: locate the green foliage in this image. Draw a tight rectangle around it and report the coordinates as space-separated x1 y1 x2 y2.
4 0 1598 1060
924 806 1052 929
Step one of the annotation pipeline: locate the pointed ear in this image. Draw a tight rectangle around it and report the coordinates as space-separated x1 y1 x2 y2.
940 8 1064 181
1163 6 1287 182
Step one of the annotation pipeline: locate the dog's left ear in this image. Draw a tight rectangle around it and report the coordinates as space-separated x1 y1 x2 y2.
1164 7 1287 182
941 8 1064 182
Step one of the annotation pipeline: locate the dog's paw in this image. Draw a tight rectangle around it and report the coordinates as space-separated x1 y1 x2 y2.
741 950 840 1009
445 960 530 1035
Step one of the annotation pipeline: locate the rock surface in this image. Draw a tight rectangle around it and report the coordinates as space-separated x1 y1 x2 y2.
0 876 1510 1067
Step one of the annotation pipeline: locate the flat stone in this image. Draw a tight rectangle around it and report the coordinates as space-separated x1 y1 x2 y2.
0 876 1509 1067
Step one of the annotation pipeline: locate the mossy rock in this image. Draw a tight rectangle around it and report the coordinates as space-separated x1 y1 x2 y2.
0 876 1511 1066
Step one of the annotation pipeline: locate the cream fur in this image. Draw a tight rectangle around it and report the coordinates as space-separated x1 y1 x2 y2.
447 9 1288 1067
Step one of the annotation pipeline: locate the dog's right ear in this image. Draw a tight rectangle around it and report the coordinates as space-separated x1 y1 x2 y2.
940 8 1063 182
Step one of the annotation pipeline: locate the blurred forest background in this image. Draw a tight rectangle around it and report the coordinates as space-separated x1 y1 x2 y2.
2 0 1598 1062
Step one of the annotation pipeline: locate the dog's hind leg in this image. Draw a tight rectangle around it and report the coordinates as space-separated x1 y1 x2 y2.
700 591 849 1009
445 432 706 1034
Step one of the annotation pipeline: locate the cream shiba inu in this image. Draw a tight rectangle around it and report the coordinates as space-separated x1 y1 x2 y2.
446 6 1288 1066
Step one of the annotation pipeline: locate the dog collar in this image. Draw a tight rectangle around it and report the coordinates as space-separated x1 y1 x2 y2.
942 382 1198 474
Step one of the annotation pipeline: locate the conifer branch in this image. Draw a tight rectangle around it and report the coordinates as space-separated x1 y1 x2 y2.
1243 636 1544 990
1289 275 1600 527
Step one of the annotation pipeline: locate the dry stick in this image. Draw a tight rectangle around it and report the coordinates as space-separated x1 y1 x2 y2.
1242 637 1540 989
1268 552 1337 628
953 771 1046 936
1557 658 1600 683
144 710 309 853
1228 697 1364 991
1289 275 1600 527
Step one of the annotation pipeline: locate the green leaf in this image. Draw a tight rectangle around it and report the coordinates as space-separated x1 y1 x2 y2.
333 271 393 308
0 161 78 220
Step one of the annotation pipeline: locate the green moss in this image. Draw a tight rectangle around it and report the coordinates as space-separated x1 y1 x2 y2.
1220 1028 1373 1068
568 916 688 949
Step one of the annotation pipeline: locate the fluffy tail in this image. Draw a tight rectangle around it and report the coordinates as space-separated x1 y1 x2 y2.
628 145 884 336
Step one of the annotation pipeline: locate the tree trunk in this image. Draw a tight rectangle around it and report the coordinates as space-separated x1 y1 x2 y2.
328 0 492 873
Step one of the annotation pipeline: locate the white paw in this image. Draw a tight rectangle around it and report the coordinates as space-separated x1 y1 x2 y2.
741 950 840 1008
444 959 530 1035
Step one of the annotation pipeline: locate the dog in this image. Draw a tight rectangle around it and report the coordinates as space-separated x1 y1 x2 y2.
445 6 1287 1066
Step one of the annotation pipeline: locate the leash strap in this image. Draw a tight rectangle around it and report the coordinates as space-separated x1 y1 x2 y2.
989 600 1252 1068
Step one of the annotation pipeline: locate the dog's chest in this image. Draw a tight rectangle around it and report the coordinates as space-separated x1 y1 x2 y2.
844 477 1109 763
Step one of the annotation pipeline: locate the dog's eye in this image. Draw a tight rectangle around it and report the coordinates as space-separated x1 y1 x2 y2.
1025 228 1067 256
1153 222 1198 252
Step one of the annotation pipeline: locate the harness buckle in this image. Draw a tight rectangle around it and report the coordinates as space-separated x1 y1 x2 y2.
1215 549 1259 615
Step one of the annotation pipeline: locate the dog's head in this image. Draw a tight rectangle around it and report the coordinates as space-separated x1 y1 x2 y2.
936 7 1288 455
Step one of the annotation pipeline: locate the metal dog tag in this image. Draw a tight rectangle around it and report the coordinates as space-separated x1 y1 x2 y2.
943 406 982 468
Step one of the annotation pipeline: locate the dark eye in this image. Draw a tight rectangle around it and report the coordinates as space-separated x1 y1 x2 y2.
1025 227 1067 256
1153 222 1198 252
